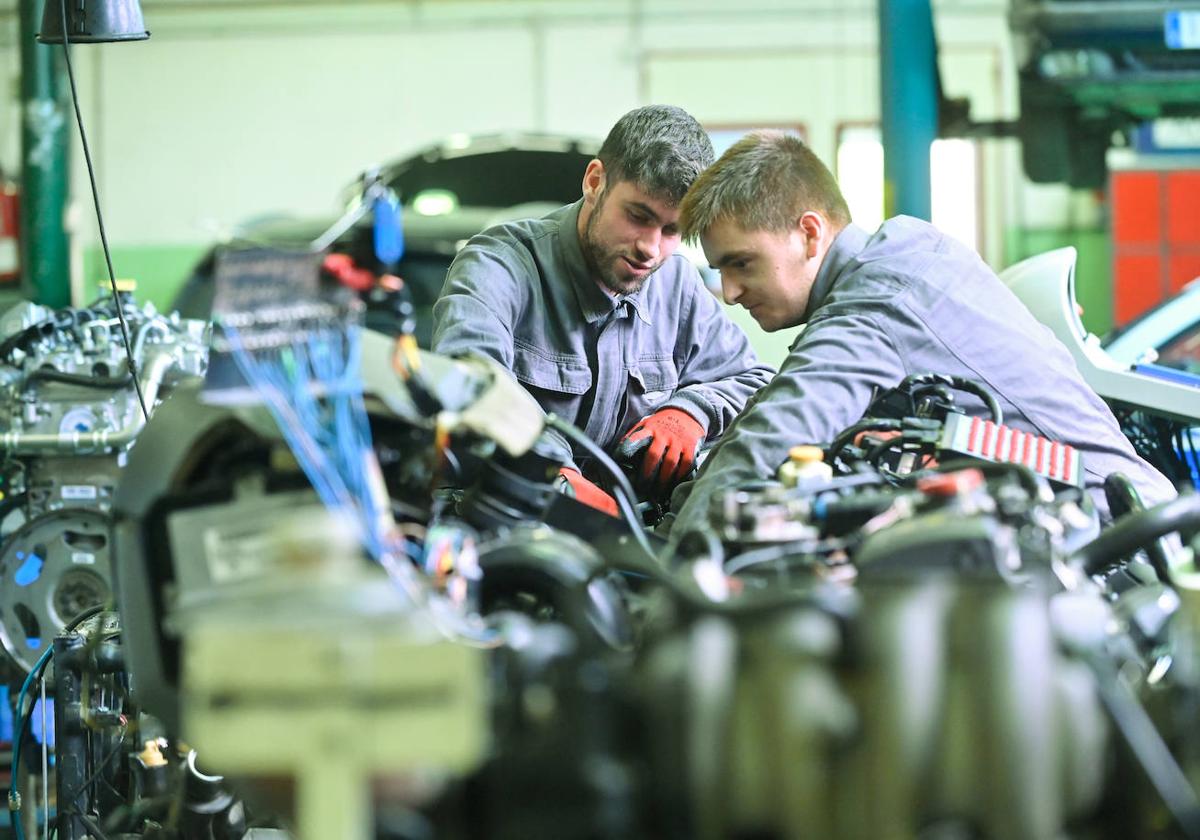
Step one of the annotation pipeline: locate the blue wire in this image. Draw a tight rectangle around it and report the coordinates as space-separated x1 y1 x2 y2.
220 320 386 560
9 644 54 840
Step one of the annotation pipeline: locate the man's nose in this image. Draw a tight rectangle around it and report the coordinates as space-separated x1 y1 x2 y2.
634 228 661 262
721 276 742 306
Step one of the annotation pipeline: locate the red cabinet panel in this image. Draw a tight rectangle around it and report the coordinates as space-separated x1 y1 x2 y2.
1114 253 1164 323
1169 252 1200 294
1111 168 1200 326
1166 172 1200 245
1113 172 1161 245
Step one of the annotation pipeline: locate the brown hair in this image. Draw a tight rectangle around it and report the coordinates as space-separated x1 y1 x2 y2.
680 130 851 240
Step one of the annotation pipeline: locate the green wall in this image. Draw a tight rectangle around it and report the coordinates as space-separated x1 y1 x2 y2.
81 244 207 312
1004 227 1113 336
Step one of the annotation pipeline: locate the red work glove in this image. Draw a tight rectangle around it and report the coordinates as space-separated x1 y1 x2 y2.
558 466 618 516
616 407 705 493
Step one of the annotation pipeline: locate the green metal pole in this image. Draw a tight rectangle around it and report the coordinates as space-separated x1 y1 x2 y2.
18 0 71 308
879 0 938 221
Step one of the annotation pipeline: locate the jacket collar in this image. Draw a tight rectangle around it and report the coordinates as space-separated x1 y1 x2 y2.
558 199 652 326
804 222 870 320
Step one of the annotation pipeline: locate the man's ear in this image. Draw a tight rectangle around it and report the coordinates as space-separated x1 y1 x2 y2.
582 159 606 204
797 211 827 258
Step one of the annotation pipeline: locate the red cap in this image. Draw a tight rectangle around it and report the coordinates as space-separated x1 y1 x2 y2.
916 468 984 497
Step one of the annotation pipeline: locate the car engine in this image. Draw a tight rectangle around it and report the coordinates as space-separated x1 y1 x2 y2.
0 296 207 674
6 253 1200 840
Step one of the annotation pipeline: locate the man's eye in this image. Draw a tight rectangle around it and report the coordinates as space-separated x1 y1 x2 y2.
628 211 650 225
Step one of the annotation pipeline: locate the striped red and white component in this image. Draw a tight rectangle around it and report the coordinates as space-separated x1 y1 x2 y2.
938 413 1083 487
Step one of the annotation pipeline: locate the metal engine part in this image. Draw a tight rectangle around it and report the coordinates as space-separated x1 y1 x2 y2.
0 296 208 672
0 508 112 671
0 298 208 455
639 579 1110 840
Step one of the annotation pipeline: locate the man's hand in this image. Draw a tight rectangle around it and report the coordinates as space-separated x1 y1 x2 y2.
558 467 619 516
616 407 705 494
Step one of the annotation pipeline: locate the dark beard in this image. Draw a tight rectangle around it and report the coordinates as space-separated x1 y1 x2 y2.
581 190 657 296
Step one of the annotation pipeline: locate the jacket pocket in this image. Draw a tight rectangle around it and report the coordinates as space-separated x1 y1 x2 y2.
512 343 592 430
625 356 679 423
512 344 592 394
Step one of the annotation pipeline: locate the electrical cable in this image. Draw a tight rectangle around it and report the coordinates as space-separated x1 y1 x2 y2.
544 414 655 559
39 678 47 840
56 0 149 422
724 540 842 576
8 645 54 840
1103 472 1174 582
218 319 501 648
826 419 903 466
898 372 1003 425
69 811 113 840
57 723 127 824
22 369 133 390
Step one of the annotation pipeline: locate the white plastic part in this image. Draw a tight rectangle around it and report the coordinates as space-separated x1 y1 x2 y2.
999 247 1200 423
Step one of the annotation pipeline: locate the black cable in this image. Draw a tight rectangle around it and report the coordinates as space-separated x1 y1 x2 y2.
545 414 655 558
59 727 126 822
69 810 114 840
63 603 109 634
865 434 907 467
899 373 1003 425
1104 472 1173 582
1074 495 1200 577
826 419 903 465
536 424 871 619
22 368 133 390
57 3 149 422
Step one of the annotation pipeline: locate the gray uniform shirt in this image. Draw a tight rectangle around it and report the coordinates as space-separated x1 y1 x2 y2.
671 217 1177 536
432 200 775 468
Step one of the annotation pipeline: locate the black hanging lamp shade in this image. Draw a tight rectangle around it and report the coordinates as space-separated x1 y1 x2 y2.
38 0 149 44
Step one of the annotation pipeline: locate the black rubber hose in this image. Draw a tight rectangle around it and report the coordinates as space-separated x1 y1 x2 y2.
1104 473 1173 582
1105 472 1145 520
826 419 904 464
22 368 133 390
900 372 1003 425
0 322 48 363
545 414 654 559
1075 494 1200 577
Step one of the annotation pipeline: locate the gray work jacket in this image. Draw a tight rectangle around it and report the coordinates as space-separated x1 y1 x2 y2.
671 217 1177 535
432 200 775 467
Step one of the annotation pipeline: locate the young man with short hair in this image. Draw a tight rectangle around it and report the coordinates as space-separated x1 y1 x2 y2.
669 130 1175 537
433 106 774 512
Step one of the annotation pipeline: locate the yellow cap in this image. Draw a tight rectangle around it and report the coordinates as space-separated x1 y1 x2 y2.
99 279 138 293
788 445 825 463
138 739 168 768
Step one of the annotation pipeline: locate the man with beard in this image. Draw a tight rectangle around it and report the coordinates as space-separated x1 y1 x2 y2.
432 105 773 513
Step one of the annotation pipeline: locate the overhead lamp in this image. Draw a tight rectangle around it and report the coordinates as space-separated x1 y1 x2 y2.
38 0 149 44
